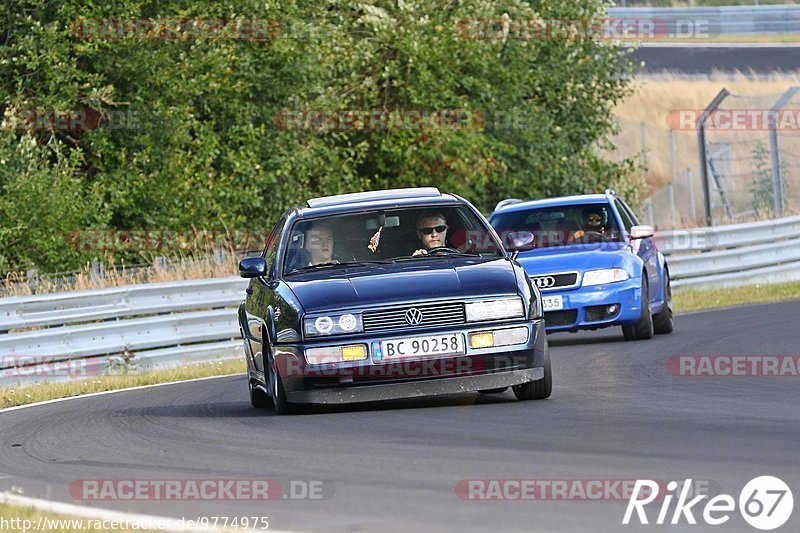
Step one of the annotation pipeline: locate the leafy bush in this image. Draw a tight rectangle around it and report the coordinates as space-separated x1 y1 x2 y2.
0 0 637 275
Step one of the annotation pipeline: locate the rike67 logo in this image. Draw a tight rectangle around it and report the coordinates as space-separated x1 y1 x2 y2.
624 476 793 530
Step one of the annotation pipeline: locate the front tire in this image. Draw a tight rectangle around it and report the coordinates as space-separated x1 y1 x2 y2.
513 346 552 401
249 380 272 408
268 353 307 415
652 270 674 335
622 276 654 341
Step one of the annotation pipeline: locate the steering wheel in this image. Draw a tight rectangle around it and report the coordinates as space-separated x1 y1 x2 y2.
426 246 461 254
569 230 604 243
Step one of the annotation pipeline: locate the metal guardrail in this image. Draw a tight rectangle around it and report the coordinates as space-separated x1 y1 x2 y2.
0 277 248 386
608 5 800 36
659 216 800 291
1 215 798 385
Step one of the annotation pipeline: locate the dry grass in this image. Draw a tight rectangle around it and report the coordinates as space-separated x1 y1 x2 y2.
615 72 800 189
613 72 800 227
0 358 245 409
674 280 800 313
1 254 240 297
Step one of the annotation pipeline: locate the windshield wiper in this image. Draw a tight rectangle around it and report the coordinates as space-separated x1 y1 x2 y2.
288 260 392 274
389 251 492 261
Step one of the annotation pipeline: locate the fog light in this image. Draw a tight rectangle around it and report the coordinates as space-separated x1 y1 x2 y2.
470 332 495 349
492 327 529 346
341 344 367 361
306 344 367 365
608 304 618 314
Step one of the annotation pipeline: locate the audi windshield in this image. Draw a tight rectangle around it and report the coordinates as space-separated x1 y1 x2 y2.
491 203 623 249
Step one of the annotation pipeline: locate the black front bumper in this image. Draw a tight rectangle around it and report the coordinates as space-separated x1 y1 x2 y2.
274 319 548 404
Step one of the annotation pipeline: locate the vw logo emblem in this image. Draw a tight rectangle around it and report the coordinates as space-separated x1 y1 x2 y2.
532 276 556 289
405 308 423 325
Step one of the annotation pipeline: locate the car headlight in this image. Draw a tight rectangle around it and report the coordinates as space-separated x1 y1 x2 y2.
465 298 525 322
582 268 630 286
304 313 364 337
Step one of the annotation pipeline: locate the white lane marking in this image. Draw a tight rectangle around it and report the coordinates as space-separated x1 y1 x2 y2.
0 374 245 414
0 491 297 532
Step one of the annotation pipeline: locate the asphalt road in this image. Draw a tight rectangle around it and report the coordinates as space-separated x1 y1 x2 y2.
632 46 800 74
1 300 799 532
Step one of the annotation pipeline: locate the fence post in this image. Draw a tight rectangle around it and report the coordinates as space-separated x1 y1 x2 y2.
669 129 677 183
26 268 39 292
687 167 697 223
640 122 648 168
668 182 676 228
697 88 730 227
90 260 105 282
767 87 798 217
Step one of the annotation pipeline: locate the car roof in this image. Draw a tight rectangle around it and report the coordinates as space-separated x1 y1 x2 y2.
296 187 462 217
490 194 613 216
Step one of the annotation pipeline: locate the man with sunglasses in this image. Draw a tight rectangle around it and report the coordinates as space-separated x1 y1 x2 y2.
569 206 608 243
412 211 449 256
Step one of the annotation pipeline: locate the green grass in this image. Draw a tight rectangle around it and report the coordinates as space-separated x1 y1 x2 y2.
0 358 245 409
674 281 800 313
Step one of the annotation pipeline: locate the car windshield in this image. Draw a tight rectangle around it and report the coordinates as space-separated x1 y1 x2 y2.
283 205 503 275
491 203 623 249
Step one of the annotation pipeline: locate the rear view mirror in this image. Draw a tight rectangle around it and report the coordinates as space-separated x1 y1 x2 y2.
239 257 267 278
630 225 654 239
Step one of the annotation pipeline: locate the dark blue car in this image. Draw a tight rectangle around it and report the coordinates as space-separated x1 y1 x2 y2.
238 187 551 413
489 190 673 340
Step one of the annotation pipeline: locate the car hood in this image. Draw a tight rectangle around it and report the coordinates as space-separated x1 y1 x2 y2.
285 258 518 313
516 242 628 274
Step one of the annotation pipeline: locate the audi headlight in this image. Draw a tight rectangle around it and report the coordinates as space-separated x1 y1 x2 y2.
304 313 364 337
582 268 630 286
465 298 525 322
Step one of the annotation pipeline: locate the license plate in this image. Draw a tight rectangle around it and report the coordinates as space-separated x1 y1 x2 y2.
377 334 465 361
541 295 563 311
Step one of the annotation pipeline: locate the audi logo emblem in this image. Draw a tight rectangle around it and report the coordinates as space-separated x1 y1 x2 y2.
531 276 557 289
404 308 424 325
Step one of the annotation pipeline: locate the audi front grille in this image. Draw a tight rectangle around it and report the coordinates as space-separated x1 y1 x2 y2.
530 272 579 290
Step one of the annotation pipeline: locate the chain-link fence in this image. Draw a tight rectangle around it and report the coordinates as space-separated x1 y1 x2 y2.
615 87 800 228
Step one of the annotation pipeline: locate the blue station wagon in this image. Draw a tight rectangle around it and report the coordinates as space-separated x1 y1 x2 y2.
489 190 674 341
238 188 552 413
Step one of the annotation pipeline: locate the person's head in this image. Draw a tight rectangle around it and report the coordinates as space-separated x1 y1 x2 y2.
582 206 607 230
305 224 334 265
416 211 448 250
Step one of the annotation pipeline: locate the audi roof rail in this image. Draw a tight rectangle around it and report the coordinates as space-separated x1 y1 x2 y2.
306 187 442 208
493 198 524 212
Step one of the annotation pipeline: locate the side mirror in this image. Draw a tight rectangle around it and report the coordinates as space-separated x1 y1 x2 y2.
239 257 268 279
630 225 654 240
503 231 536 251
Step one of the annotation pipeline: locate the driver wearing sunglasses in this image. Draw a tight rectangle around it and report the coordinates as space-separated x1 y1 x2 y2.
412 211 449 256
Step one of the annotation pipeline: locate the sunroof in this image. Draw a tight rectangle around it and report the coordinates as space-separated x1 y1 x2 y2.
306 187 441 208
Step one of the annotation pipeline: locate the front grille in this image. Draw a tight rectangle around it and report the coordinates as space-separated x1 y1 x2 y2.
530 272 579 290
362 302 466 333
544 309 578 327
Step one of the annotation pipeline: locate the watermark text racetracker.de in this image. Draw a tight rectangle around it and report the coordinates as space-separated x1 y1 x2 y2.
623 476 793 530
456 479 715 501
667 355 800 377
69 478 333 501
455 17 718 41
